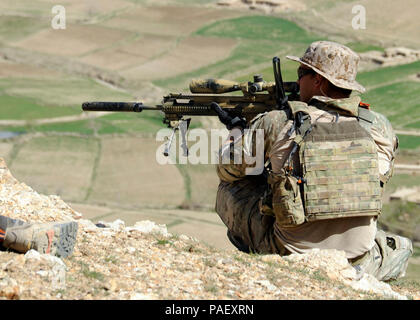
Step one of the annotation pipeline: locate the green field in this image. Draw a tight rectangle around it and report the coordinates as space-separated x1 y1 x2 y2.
380 200 419 239
0 112 165 135
0 15 47 42
361 81 420 129
0 77 134 107
407 121 420 129
387 173 420 194
357 61 420 88
0 95 81 120
396 135 420 150
344 42 384 53
195 16 317 43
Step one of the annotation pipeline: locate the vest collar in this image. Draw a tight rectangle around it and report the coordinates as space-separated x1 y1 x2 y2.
309 95 361 117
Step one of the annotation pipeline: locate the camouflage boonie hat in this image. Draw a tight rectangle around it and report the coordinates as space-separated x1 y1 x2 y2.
287 41 366 93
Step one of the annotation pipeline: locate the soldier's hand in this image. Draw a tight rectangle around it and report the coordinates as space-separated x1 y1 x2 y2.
210 102 246 130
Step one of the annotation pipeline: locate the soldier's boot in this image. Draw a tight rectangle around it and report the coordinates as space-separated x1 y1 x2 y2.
350 230 413 281
0 215 26 230
227 230 250 253
375 230 413 281
3 221 78 258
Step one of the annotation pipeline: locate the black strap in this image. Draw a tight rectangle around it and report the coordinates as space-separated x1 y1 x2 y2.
286 111 312 178
295 111 312 136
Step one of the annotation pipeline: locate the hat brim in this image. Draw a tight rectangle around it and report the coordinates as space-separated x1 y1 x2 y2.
286 55 366 93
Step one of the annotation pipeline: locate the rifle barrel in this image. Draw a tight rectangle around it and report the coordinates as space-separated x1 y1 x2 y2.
82 102 161 112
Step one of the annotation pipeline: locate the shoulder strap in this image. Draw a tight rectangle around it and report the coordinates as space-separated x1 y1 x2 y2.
295 111 312 136
285 111 312 177
357 103 374 134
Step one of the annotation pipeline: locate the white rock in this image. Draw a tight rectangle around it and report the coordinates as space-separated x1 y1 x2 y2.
26 253 67 290
349 273 407 300
126 220 170 237
179 234 190 241
256 279 277 291
109 219 125 231
24 249 42 261
36 270 49 277
42 254 66 269
130 292 153 300
45 257 67 290
340 266 358 280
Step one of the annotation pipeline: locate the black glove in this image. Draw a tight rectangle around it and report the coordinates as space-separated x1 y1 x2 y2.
210 102 246 130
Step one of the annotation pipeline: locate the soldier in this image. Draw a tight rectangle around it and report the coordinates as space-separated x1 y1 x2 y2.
214 41 413 281
0 215 78 258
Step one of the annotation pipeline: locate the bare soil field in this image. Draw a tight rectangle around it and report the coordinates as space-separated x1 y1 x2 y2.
78 33 175 71
13 24 134 57
0 0 52 17
9 136 98 201
121 36 238 81
48 0 134 21
88 136 185 208
0 0 134 21
100 5 244 37
0 59 62 79
295 0 420 49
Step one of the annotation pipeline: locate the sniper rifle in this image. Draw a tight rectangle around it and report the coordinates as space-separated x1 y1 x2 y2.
82 57 299 156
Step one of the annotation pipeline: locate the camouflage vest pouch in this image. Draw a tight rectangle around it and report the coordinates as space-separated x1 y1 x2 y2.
300 120 382 221
267 168 306 227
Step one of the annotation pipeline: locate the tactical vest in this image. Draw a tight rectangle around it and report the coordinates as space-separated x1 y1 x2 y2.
266 99 382 227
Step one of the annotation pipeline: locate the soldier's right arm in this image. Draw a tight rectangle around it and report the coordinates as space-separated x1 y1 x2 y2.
369 110 398 186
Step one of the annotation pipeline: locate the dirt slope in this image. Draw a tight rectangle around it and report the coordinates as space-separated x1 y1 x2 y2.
0 157 418 300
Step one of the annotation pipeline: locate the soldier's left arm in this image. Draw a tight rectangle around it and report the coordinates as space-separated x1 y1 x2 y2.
216 110 289 183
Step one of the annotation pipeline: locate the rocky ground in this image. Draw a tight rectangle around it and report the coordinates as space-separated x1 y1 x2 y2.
0 157 419 300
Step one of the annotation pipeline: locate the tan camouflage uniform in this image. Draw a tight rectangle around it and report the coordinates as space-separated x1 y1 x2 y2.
215 41 412 281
